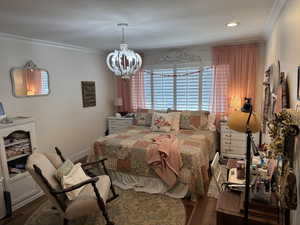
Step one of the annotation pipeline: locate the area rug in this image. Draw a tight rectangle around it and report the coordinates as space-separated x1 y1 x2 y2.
25 187 186 225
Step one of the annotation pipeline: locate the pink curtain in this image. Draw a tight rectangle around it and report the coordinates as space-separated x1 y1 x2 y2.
116 77 132 112
130 70 145 111
116 70 145 112
212 43 259 122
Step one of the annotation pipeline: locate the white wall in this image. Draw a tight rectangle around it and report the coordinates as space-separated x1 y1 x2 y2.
143 45 212 68
265 0 300 224
265 0 300 108
0 37 115 160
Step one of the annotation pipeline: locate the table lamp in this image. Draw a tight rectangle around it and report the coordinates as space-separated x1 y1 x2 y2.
230 96 241 111
227 97 261 224
114 97 123 113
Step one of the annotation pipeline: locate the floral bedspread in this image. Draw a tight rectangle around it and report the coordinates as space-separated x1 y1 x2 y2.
89 125 216 196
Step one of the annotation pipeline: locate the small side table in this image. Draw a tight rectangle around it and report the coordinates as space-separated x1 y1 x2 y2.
107 116 133 134
216 191 280 225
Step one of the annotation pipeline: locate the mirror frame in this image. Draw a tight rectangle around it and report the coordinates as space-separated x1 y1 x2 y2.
10 60 51 98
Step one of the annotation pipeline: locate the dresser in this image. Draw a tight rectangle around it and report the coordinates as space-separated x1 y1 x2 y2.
220 121 259 159
107 117 133 134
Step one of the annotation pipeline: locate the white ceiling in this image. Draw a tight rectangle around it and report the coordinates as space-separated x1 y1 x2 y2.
0 0 276 51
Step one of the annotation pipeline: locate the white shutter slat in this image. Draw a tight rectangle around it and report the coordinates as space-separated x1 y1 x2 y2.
152 69 174 110
175 67 200 111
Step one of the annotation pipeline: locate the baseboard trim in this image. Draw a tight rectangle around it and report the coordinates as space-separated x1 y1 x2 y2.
69 148 89 162
12 191 44 211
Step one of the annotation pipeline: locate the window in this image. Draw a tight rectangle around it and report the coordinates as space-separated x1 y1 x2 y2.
142 66 214 111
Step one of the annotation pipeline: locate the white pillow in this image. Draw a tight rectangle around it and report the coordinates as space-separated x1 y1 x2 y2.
169 112 181 131
61 163 90 200
208 114 216 131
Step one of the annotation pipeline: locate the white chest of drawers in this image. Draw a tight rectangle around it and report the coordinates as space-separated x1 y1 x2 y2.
220 121 259 159
107 117 133 134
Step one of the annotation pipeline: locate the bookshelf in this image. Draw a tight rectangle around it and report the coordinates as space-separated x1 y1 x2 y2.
0 118 42 213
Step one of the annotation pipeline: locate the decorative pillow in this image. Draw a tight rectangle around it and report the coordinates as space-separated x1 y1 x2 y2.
169 112 181 131
151 112 173 132
61 163 90 200
55 159 74 182
179 110 210 130
208 114 216 131
135 109 153 126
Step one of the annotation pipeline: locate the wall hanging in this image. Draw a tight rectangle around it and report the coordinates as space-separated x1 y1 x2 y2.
81 81 96 107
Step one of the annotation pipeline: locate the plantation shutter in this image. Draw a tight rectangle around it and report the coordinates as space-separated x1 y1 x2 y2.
134 66 214 111
176 67 200 111
201 66 214 111
152 68 174 110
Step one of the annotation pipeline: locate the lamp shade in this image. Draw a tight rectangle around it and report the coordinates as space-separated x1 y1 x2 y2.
230 96 241 111
227 111 261 133
114 97 123 106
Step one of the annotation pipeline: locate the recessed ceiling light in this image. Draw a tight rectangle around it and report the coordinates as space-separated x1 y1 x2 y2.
226 21 239 27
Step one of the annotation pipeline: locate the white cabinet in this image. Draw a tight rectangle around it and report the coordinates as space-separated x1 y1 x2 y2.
220 121 259 159
107 117 133 134
0 118 42 213
0 178 5 219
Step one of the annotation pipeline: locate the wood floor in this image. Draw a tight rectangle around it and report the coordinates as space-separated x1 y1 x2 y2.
0 194 217 225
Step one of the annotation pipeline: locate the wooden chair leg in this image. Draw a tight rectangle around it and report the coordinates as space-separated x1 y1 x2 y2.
107 186 119 203
99 161 119 202
91 183 114 225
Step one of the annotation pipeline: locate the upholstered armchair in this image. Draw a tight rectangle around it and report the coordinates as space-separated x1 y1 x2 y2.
26 148 118 225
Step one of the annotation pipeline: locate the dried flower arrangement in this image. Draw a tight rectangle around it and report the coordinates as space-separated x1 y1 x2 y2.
267 110 299 157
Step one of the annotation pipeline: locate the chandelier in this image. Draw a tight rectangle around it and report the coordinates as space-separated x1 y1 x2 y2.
106 23 142 79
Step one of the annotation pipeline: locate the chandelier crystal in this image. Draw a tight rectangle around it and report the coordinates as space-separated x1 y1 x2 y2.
106 23 142 79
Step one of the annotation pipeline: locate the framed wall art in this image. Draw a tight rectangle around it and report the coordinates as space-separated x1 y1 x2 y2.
81 81 96 107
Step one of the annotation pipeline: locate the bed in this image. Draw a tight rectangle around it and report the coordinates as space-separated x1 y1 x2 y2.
89 124 216 197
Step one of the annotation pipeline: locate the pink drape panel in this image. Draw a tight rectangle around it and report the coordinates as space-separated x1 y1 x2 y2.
116 70 145 112
116 77 132 112
130 70 145 111
212 43 259 122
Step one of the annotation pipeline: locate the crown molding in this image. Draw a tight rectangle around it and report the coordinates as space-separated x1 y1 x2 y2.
0 32 101 54
264 0 288 38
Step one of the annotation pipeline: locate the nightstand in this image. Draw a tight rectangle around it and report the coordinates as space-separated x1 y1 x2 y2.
220 121 259 159
107 116 133 134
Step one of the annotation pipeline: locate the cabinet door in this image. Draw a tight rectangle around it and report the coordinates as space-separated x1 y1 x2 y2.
0 179 6 219
10 172 41 209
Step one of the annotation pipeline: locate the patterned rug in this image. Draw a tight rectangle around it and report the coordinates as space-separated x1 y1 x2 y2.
25 187 186 225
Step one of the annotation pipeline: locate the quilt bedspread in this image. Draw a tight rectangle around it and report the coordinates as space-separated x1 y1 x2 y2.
89 125 215 196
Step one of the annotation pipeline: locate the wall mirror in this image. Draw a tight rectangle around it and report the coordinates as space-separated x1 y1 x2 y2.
10 60 50 97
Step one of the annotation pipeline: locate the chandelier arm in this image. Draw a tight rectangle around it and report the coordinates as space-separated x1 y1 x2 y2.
106 53 115 73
